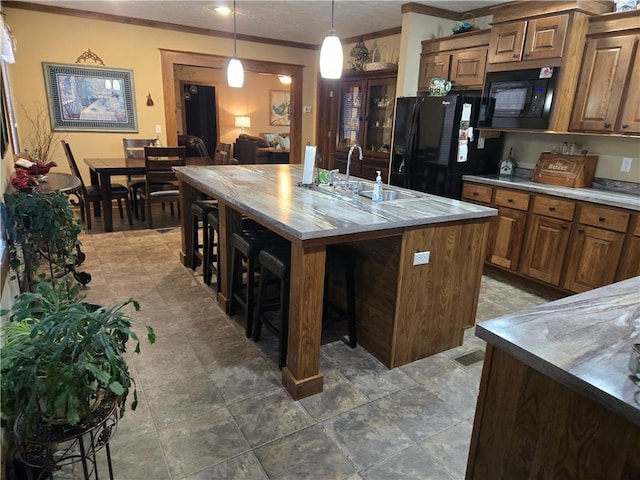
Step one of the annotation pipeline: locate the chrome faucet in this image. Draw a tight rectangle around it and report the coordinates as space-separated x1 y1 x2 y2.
346 144 363 187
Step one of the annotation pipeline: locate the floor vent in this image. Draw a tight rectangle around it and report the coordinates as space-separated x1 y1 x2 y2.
453 349 485 367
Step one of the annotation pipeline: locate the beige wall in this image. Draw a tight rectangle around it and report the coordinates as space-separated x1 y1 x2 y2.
4 8 318 181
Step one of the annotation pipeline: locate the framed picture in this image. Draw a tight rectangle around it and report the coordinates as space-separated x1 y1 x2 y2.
43 62 138 132
269 89 290 126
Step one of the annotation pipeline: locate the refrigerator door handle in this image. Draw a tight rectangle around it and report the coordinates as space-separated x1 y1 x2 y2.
404 101 420 170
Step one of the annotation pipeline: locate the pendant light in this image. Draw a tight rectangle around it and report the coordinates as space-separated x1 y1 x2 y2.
227 0 244 88
320 0 343 79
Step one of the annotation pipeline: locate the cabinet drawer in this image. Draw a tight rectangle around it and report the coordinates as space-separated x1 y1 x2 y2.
578 204 630 233
494 189 530 211
532 196 575 221
462 183 492 204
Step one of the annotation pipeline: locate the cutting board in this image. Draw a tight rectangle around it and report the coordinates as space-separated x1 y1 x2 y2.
532 153 598 188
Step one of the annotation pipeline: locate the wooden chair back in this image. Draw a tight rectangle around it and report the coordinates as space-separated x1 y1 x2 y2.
143 146 186 186
61 140 88 191
214 142 232 164
123 138 155 159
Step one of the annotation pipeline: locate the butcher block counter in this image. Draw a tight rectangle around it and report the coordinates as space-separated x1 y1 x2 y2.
175 164 496 399
467 276 640 479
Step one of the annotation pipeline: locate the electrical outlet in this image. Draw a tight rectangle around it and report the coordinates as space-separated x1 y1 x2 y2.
155 124 162 134
413 251 430 266
621 157 633 173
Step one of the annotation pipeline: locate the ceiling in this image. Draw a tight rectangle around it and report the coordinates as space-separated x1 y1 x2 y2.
11 1 504 47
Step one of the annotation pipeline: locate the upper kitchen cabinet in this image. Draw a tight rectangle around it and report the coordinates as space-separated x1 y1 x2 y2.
570 11 640 135
488 14 569 64
330 70 397 181
419 30 490 91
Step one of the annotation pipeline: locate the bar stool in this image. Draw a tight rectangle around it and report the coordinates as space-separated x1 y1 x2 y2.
229 229 286 338
191 199 218 280
253 244 357 369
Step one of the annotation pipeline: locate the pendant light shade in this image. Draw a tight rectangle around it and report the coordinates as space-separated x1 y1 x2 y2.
227 57 244 88
227 0 244 88
320 0 343 79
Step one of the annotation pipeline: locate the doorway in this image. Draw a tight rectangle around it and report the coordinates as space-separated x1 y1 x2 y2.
182 82 218 155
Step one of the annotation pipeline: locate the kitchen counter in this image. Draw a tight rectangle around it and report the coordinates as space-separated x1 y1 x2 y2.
175 165 495 399
463 174 640 211
467 277 640 478
477 276 640 425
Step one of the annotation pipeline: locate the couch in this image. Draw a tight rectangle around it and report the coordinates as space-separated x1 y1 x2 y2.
233 133 290 164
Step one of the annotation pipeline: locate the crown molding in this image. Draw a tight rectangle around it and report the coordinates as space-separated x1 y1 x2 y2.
401 2 496 20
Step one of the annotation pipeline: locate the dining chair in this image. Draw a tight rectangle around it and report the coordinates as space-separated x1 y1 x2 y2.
61 140 133 230
138 146 186 229
122 138 156 217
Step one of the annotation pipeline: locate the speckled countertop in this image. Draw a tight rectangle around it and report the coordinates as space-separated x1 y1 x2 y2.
175 164 497 241
476 276 640 426
463 175 640 211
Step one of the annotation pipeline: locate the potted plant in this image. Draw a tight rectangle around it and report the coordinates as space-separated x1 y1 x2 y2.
1 189 82 290
0 281 156 435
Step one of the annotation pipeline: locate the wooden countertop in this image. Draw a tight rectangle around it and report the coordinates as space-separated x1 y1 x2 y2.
463 174 640 211
476 276 640 426
175 164 497 241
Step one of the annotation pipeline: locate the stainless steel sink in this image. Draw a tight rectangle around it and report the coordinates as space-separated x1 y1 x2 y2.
359 189 417 201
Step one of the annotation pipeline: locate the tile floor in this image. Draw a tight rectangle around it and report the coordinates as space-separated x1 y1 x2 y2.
30 209 561 479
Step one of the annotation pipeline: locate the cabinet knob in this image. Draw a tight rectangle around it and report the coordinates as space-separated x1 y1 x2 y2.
598 216 606 222
562 224 568 229
578 227 585 233
473 191 479 196
622 124 628 129
512 54 519 58
604 121 611 128
507 198 513 203
549 207 556 211
524 52 530 57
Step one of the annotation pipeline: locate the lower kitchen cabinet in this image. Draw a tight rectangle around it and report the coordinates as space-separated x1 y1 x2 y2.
563 226 625 293
519 214 571 285
462 181 637 294
489 207 527 270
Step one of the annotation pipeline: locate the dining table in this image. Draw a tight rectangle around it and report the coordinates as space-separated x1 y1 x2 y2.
83 157 216 232
174 164 497 400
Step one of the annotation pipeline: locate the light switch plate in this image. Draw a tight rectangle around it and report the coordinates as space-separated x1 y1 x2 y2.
621 157 632 173
303 106 312 113
155 124 162 134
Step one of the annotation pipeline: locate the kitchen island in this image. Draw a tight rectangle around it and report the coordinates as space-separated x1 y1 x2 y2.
175 164 496 399
468 276 640 479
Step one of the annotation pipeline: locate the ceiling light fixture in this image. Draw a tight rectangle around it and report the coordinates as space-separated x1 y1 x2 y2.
227 0 244 88
319 0 343 79
278 75 292 85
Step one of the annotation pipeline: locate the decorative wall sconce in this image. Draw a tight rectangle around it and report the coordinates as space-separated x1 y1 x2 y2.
146 92 154 106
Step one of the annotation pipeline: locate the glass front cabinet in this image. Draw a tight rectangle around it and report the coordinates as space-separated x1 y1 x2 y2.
332 70 397 182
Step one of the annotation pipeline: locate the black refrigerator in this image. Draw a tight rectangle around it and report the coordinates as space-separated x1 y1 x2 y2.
390 93 503 199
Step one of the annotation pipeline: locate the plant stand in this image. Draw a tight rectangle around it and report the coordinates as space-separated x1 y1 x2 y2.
13 399 118 480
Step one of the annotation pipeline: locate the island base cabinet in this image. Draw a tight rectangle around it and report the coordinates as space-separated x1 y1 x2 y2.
467 345 640 479
354 219 489 368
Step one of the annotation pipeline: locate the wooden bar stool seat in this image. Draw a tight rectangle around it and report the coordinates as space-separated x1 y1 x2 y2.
191 199 218 278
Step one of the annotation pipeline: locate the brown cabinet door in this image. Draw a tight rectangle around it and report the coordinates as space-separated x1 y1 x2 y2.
488 207 527 270
522 14 568 61
418 54 451 91
570 35 638 133
519 214 571 285
488 21 526 63
616 235 640 281
450 49 487 88
563 225 625 293
619 44 640 135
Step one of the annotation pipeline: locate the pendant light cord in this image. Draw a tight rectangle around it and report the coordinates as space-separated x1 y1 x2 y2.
331 0 335 30
233 0 237 57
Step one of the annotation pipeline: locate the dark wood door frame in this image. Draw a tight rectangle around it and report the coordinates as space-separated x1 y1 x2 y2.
160 49 303 164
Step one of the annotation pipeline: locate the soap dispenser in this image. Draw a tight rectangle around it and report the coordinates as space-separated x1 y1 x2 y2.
372 170 384 202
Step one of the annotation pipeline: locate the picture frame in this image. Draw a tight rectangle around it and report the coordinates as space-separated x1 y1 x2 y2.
269 89 290 126
43 62 138 132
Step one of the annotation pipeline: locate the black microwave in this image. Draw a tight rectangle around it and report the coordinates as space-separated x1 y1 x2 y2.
479 67 559 130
